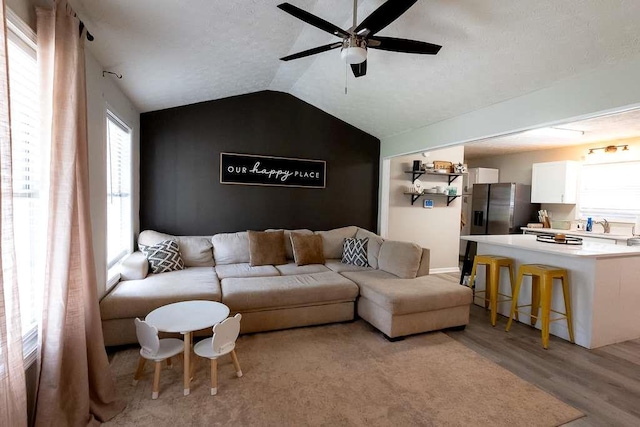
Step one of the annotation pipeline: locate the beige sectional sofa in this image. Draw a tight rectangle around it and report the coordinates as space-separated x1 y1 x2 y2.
99 226 472 346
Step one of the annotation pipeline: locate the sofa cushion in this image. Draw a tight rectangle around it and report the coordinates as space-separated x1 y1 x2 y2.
138 230 214 267
275 263 330 276
212 232 250 265
315 226 358 259
355 228 384 269
139 240 185 274
175 236 215 267
356 275 473 316
377 240 422 279
324 259 373 273
342 238 369 267
290 233 325 266
266 229 313 259
340 269 401 286
119 251 149 281
221 271 359 312
214 263 280 280
100 267 220 320
248 230 287 266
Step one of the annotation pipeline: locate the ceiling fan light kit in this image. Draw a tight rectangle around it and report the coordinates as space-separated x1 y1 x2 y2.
341 38 367 64
277 0 441 78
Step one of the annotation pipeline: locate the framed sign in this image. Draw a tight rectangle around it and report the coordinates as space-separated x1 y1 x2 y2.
220 153 326 189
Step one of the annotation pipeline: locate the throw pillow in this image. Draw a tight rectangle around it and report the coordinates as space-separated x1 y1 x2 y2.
247 230 287 266
341 238 369 267
290 233 325 266
139 239 185 274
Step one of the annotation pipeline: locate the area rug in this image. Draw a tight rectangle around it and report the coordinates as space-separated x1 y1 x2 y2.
105 320 583 426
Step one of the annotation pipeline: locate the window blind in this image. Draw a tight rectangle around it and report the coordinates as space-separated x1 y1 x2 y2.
106 111 132 270
577 161 640 222
7 9 44 366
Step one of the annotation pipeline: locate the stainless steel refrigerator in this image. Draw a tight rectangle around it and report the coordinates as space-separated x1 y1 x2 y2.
470 183 539 235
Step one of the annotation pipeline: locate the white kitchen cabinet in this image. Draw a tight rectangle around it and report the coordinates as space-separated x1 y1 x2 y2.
531 161 579 204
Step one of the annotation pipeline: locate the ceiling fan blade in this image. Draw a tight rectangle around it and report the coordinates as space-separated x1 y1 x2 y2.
280 42 342 61
350 60 367 78
355 0 418 36
278 3 350 38
369 36 442 54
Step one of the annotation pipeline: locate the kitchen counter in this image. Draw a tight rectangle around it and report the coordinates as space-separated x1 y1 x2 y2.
520 227 632 243
461 234 640 349
462 234 640 258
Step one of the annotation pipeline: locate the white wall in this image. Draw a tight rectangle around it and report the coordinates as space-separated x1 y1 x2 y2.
85 50 140 298
387 146 463 272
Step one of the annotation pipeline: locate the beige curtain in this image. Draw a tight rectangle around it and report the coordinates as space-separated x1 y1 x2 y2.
0 0 28 426
34 1 124 425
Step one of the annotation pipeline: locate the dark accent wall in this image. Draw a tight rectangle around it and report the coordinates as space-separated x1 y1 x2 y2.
140 91 380 235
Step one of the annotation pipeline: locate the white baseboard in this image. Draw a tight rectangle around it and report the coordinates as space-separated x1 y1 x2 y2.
429 267 461 275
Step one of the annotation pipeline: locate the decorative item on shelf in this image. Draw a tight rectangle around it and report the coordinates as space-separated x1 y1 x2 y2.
433 160 453 173
454 163 467 173
412 160 422 171
447 186 457 196
424 162 435 171
413 179 424 194
424 187 437 194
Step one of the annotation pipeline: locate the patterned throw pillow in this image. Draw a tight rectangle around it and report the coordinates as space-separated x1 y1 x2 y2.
341 238 369 267
139 239 185 274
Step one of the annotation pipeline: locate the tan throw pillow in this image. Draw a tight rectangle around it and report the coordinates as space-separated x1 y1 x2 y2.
248 230 287 266
290 233 325 266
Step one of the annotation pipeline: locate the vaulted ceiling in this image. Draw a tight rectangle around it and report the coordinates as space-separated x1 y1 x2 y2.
72 0 640 140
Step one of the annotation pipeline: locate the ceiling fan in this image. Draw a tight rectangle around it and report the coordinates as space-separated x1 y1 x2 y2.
277 0 442 78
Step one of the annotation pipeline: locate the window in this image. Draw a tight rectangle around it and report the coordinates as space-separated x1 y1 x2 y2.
577 160 640 222
106 111 132 280
7 9 44 365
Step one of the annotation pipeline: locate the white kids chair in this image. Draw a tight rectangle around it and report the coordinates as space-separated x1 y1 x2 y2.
194 313 243 395
133 318 184 399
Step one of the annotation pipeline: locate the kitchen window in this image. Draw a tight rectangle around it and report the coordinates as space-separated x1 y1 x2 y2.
7 9 44 366
106 110 133 286
577 160 640 222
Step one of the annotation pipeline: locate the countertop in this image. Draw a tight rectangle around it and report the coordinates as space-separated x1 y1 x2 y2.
520 227 632 241
461 234 640 258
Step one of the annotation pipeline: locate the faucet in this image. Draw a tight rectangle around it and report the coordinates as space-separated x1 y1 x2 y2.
596 219 610 233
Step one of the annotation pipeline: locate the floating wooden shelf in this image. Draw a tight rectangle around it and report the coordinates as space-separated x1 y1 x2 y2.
403 192 461 206
405 170 466 185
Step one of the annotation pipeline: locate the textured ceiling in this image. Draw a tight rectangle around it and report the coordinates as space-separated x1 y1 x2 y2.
464 107 640 159
71 0 640 139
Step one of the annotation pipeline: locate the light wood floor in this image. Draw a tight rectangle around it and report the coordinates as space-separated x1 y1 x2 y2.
442 275 640 426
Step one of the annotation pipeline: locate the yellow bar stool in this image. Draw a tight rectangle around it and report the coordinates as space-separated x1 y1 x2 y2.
468 255 517 326
505 264 575 349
